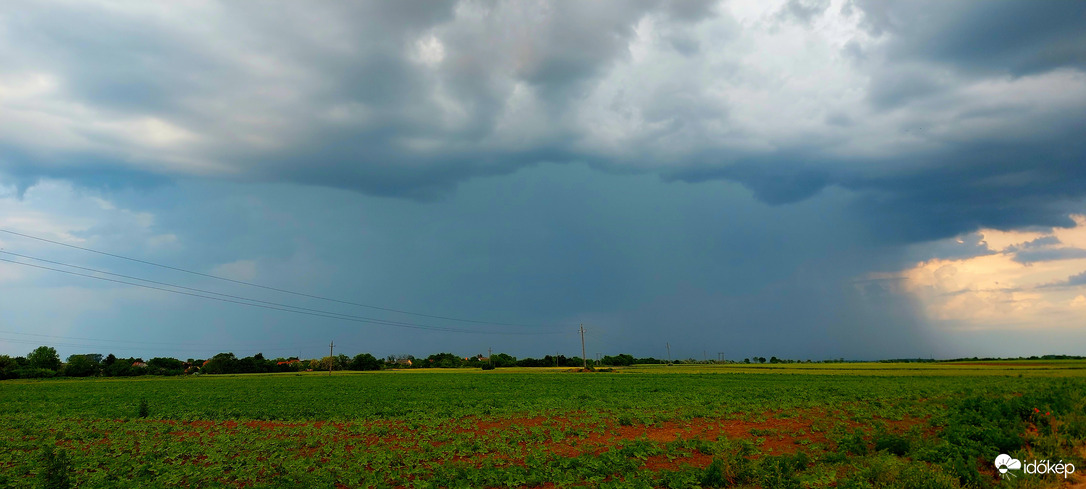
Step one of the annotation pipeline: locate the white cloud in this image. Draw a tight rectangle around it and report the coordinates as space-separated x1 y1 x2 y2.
210 259 258 281
882 215 1086 330
0 179 177 259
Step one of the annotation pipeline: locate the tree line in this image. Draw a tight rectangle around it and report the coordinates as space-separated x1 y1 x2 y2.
12 345 1056 380
0 346 682 379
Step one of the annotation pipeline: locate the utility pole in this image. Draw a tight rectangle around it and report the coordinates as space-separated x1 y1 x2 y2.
718 352 726 363
579 324 587 369
666 342 671 364
488 347 492 365
328 341 334 376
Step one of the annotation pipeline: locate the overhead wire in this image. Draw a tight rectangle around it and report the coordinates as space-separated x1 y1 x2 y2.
0 228 567 328
0 256 565 336
0 328 325 350
0 335 307 354
0 250 566 334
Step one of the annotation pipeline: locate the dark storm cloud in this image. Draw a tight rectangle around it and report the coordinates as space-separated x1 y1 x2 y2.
0 144 172 197
1 0 1084 247
839 138 1086 244
855 1 1086 76
668 159 831 205
0 0 722 198
1006 236 1063 252
1013 248 1086 265
865 65 949 110
1005 236 1086 264
776 0 831 24
743 1 1086 244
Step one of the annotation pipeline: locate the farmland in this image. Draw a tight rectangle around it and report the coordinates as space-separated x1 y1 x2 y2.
1 362 1085 488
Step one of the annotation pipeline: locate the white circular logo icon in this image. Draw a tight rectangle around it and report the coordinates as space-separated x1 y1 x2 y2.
995 454 1022 474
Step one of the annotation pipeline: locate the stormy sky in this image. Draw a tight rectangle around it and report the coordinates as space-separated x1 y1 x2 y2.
2 0 1085 361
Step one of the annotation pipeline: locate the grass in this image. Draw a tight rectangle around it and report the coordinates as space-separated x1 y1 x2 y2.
0 362 1083 487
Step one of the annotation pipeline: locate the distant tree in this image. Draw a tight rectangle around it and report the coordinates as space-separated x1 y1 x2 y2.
202 352 239 374
602 354 635 367
236 353 272 374
515 357 546 367
103 354 117 367
425 352 463 368
0 355 18 379
770 356 779 364
349 353 382 371
147 357 184 375
319 356 336 371
27 346 61 371
744 358 750 364
64 355 99 377
490 353 516 368
70 353 103 364
756 357 766 364
104 357 141 377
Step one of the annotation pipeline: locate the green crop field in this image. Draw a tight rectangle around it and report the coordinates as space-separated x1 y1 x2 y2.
2 363 1084 488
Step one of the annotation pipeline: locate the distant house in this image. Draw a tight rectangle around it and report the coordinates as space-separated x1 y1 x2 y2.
132 361 147 368
277 359 300 366
396 358 413 366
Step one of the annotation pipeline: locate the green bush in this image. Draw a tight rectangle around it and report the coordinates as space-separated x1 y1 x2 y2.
757 453 805 489
37 446 71 489
837 432 868 455
700 452 756 487
699 458 728 488
873 433 910 456
15 367 56 379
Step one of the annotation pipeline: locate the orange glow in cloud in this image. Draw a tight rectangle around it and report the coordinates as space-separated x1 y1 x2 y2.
884 215 1086 330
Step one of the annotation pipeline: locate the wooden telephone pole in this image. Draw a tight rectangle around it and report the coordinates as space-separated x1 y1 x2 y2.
666 342 671 364
328 341 334 376
579 324 587 369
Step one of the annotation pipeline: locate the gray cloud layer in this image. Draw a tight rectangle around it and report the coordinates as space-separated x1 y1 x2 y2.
2 0 1083 244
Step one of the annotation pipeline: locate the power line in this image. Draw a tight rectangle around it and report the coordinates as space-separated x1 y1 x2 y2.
0 257 562 336
0 250 565 335
0 228 564 328
0 335 309 354
0 328 324 350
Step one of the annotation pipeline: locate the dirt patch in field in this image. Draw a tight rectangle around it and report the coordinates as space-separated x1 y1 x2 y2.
77 407 933 477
